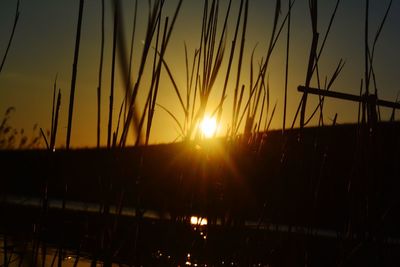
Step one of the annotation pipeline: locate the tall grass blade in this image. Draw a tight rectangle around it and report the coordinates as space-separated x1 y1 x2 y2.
358 79 364 125
119 0 182 146
368 0 392 67
125 0 138 120
118 0 162 146
50 89 61 150
156 103 184 135
364 0 370 96
257 85 266 133
113 98 125 147
160 56 187 115
108 4 118 148
292 0 342 128
265 101 277 132
40 128 49 149
216 0 242 130
304 59 345 125
366 0 392 121
313 0 341 74
146 17 168 145
97 0 105 148
299 31 318 129
390 92 399 122
0 0 19 75
232 0 249 136
50 74 58 144
66 0 85 149
283 0 293 133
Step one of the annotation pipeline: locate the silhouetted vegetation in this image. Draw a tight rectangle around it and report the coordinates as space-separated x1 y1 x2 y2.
1 0 399 266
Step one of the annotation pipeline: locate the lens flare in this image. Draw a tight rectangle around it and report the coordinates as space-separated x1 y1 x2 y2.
200 116 217 138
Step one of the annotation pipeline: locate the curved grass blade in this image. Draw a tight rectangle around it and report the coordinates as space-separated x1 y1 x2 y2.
156 103 184 136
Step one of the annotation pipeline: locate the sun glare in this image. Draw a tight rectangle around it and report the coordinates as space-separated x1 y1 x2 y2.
190 216 208 226
200 116 217 138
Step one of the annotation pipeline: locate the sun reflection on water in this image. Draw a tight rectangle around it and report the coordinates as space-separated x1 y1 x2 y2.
190 216 208 226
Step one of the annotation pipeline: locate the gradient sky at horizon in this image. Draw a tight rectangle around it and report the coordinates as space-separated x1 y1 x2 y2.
0 0 399 148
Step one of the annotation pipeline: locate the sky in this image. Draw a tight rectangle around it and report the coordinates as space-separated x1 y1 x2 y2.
0 0 399 148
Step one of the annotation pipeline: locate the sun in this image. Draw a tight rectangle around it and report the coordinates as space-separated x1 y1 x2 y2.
200 116 217 138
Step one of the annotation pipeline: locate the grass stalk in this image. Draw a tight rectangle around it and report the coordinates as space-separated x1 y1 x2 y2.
161 55 187 114
107 3 119 148
312 0 341 76
189 4 206 132
66 0 85 149
248 58 265 133
145 20 169 145
256 85 266 134
231 0 249 137
234 0 295 137
125 0 138 120
184 43 190 131
40 128 49 149
251 79 263 119
390 92 399 122
299 0 318 129
119 0 183 146
236 84 246 127
113 98 125 147
195 0 228 129
50 74 58 142
97 0 105 148
265 101 277 132
295 1 341 128
366 0 392 123
357 80 363 125
159 0 230 140
283 0 293 133
364 0 370 97
156 103 184 135
140 12 164 145
292 0 342 129
50 90 61 150
118 0 162 146
0 0 20 75
304 59 345 125
135 0 183 144
215 0 240 130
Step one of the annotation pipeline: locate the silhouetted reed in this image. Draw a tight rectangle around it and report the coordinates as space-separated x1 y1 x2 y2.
97 0 105 149
2 0 400 266
107 2 118 149
66 0 85 149
118 0 183 147
0 0 19 75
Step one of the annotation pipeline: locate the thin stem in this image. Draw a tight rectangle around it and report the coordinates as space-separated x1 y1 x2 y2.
50 74 58 144
97 0 105 148
66 0 85 149
0 0 20 75
364 0 370 96
232 0 249 136
283 0 292 133
108 4 118 148
50 89 61 150
125 0 138 120
216 0 242 132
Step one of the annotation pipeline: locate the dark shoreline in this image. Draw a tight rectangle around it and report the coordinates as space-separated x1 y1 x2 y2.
1 122 400 265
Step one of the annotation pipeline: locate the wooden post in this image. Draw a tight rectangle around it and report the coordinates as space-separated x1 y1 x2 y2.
297 86 400 127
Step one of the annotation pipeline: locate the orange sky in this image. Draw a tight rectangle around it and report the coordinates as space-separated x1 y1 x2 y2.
0 0 399 148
